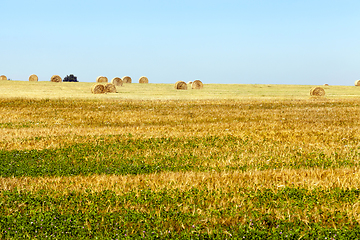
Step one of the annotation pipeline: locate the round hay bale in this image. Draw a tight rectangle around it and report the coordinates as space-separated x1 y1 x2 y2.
29 74 38 82
104 83 117 93
122 76 132 83
174 81 181 89
355 80 360 86
187 81 193 86
96 76 108 83
91 84 105 94
192 80 203 89
310 87 325 96
111 77 123 86
0 75 7 80
323 83 329 86
50 75 62 82
139 76 148 83
174 81 187 90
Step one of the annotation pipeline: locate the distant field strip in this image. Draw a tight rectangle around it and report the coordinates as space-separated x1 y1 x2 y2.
1 81 360 100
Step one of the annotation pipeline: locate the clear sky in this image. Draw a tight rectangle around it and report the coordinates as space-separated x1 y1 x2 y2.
1 0 359 85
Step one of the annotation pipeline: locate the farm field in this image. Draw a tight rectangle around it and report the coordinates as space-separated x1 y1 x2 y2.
1 81 360 239
1 80 360 100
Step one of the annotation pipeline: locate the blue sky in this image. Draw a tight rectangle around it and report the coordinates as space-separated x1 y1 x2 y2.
1 0 359 85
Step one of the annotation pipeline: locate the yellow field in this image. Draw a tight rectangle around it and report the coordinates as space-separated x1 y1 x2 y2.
1 80 360 99
1 80 360 237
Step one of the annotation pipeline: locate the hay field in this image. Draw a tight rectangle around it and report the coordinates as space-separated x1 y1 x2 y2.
1 80 360 238
1 80 360 100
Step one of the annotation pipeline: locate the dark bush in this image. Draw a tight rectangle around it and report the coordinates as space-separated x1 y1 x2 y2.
63 74 78 82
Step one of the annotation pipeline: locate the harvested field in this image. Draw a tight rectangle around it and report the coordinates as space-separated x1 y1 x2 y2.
1 81 360 100
1 81 360 238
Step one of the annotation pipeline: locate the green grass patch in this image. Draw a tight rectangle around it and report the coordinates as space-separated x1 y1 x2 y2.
1 135 359 177
1 188 360 239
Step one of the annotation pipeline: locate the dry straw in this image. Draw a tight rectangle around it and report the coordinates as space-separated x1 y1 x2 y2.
187 81 193 86
96 76 108 83
174 81 187 90
355 80 360 86
310 87 325 96
139 76 149 83
104 83 117 93
91 84 105 94
192 80 203 89
50 75 62 82
29 74 38 82
122 76 132 83
0 75 7 80
111 77 123 86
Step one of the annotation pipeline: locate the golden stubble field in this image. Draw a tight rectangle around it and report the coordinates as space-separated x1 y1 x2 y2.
1 80 360 235
1 80 360 99
1 81 359 189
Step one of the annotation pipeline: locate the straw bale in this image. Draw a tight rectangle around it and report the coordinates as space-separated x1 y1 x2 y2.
310 87 325 96
174 81 181 89
323 83 329 86
192 80 203 89
139 76 149 83
122 76 132 83
96 76 108 83
174 81 187 90
29 74 38 82
111 77 123 86
50 75 62 82
187 81 193 86
0 75 7 80
355 80 360 86
104 83 117 93
91 84 105 94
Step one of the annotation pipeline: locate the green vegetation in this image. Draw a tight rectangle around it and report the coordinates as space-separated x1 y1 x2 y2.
1 135 360 177
2 188 360 239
